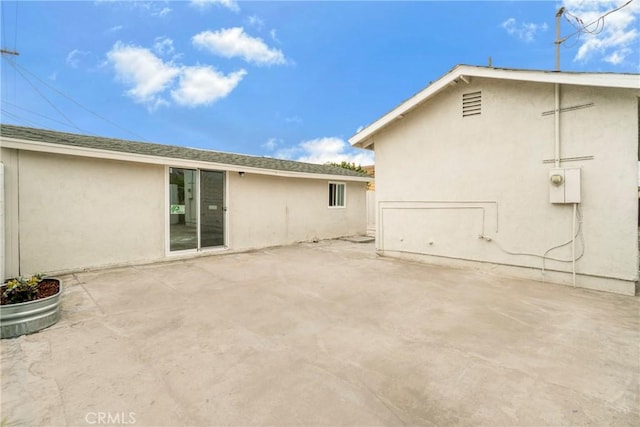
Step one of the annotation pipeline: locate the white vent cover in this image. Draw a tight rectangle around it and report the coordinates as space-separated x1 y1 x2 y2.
462 91 481 117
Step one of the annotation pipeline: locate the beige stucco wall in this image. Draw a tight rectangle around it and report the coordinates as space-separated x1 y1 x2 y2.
2 148 367 277
373 78 639 294
5 150 166 276
1 149 20 279
228 173 366 250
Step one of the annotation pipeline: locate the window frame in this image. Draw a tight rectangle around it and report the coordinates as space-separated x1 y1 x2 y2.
328 181 346 208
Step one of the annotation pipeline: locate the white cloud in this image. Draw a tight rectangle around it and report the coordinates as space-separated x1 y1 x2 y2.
135 1 171 17
562 0 639 65
106 41 245 110
246 15 265 30
502 17 548 42
98 1 172 17
193 27 287 66
190 0 239 13
284 115 302 124
66 49 90 68
604 47 632 65
107 41 180 107
153 6 172 17
153 36 175 56
171 66 246 107
262 137 280 151
270 29 279 43
275 137 375 166
105 25 123 34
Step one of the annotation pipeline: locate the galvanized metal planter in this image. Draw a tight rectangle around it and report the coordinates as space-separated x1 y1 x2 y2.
0 278 62 339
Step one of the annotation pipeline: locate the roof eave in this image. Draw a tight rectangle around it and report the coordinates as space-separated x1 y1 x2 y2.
349 64 640 148
349 64 465 148
1 136 373 183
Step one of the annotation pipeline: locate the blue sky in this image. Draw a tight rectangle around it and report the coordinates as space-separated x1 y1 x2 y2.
1 1 638 165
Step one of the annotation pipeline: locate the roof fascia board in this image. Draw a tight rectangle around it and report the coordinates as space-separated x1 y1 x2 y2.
349 65 640 147
462 66 640 88
350 66 462 147
1 137 372 183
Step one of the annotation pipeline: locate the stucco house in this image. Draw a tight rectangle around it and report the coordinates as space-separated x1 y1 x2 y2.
1 124 371 279
350 65 639 295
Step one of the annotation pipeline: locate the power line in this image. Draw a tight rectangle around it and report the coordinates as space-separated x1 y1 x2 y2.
561 0 634 43
1 1 6 51
1 108 45 129
13 1 18 52
3 99 83 129
3 55 82 131
1 4 149 143
2 55 150 142
555 0 635 69
564 10 605 35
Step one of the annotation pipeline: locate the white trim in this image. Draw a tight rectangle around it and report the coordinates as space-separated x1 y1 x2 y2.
198 168 228 250
224 171 230 249
196 169 202 251
164 166 170 257
166 166 199 256
1 137 372 183
328 181 347 209
349 64 640 148
0 163 4 282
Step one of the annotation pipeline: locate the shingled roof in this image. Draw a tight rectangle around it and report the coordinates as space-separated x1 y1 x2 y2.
1 124 369 178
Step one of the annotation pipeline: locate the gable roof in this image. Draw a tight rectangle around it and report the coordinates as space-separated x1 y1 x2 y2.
0 124 371 181
349 64 640 149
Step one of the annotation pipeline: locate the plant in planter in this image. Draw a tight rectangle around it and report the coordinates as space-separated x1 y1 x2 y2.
3 274 44 304
1 274 62 339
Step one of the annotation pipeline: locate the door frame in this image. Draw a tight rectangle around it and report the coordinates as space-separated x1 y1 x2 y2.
164 166 229 256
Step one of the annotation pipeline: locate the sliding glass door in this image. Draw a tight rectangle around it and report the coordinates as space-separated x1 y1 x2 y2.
200 170 225 248
169 168 197 251
169 168 225 252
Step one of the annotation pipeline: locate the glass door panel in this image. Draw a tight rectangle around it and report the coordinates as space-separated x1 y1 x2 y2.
169 168 197 251
200 170 225 248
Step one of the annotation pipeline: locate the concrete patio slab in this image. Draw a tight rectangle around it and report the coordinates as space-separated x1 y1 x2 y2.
1 240 638 426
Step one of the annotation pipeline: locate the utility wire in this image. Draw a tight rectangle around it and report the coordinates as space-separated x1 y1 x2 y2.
3 56 82 131
1 4 147 143
13 1 18 52
564 10 606 35
561 0 634 42
2 55 150 142
1 108 44 129
1 1 6 50
3 100 83 130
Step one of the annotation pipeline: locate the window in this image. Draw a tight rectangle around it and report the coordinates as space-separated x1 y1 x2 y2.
329 182 346 207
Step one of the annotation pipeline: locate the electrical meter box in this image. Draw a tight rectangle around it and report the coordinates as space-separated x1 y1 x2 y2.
549 167 581 204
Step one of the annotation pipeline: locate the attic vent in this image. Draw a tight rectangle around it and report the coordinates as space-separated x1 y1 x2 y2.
462 91 481 117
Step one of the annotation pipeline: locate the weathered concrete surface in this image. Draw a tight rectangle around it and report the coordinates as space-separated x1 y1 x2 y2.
1 240 638 426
